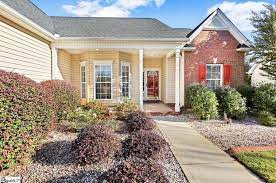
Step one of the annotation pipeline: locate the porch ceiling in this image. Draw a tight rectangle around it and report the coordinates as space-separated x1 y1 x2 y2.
64 48 172 58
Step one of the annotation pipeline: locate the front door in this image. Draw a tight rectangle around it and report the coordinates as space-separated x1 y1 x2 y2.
145 69 160 100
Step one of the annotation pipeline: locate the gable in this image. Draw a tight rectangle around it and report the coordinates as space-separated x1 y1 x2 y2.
187 9 251 47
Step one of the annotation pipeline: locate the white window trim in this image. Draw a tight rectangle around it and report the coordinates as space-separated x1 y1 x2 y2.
121 61 131 98
93 61 113 100
206 64 224 89
80 61 87 99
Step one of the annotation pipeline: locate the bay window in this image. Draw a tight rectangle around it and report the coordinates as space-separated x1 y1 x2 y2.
121 62 130 98
94 63 112 99
80 62 86 98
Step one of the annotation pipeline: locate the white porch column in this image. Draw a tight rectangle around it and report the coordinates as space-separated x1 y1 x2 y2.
139 49 144 110
51 46 58 80
175 48 181 112
180 51 185 107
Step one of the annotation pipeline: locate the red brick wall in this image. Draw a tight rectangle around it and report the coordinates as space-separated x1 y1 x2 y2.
184 30 245 87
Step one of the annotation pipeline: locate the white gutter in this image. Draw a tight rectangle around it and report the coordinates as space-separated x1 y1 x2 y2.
55 37 190 42
0 1 55 41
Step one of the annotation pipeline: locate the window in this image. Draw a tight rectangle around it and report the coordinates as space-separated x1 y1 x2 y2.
80 62 86 98
206 64 223 90
95 63 112 99
121 62 130 98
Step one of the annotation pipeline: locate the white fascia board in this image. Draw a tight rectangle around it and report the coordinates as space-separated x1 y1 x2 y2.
55 37 190 42
236 48 251 52
0 1 55 41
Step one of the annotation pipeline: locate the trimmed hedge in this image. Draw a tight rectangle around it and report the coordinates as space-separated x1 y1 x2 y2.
124 130 167 160
73 125 121 165
187 85 218 120
125 111 156 132
216 87 247 119
0 70 54 171
100 159 169 183
41 80 80 120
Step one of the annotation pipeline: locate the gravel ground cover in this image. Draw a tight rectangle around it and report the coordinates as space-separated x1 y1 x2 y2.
154 115 276 151
2 130 187 183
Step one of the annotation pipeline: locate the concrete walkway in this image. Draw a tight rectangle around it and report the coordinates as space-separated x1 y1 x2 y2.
157 120 263 183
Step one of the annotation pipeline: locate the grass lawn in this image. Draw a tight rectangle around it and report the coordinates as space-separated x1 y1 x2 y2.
234 150 276 183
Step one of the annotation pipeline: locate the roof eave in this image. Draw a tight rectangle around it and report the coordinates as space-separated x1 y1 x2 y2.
0 1 55 41
55 37 190 42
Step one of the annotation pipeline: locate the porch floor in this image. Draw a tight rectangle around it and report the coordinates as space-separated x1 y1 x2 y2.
143 102 174 113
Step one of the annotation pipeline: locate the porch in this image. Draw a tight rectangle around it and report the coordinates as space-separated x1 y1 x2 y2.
143 102 175 115
51 41 187 112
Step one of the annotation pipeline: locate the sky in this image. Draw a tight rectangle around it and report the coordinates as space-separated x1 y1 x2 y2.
31 0 275 39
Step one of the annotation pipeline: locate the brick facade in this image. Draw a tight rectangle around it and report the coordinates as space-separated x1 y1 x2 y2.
184 30 245 87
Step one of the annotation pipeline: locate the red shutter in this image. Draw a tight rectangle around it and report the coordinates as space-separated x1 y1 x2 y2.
198 64 206 84
223 64 232 85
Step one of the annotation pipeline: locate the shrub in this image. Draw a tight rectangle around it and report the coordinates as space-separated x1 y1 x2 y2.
258 111 276 127
187 85 218 120
252 83 276 114
124 130 167 160
100 158 169 183
73 125 121 165
83 100 109 120
115 98 139 120
0 70 54 171
237 85 255 112
125 111 156 132
216 87 247 119
41 80 80 120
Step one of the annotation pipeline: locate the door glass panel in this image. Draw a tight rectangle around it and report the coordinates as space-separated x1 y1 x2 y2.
147 71 159 99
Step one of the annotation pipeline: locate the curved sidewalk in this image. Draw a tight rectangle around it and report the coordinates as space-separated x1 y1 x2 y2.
157 120 263 183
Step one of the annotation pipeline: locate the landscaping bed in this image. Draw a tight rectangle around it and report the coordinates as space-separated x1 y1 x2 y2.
233 150 276 183
0 129 187 183
187 118 276 151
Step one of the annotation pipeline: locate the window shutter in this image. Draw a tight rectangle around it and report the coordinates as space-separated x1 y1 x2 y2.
223 64 231 85
198 64 206 83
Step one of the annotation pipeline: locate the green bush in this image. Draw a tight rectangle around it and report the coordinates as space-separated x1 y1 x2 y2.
41 80 80 120
187 85 218 120
216 87 247 119
252 83 276 114
237 85 255 112
0 70 54 171
115 98 139 120
258 111 276 127
83 100 109 120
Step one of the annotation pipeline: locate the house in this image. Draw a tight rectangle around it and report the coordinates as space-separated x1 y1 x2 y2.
0 0 251 112
248 63 276 86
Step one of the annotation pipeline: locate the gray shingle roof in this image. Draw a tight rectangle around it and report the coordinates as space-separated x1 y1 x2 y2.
0 0 55 33
1 0 192 39
51 17 191 39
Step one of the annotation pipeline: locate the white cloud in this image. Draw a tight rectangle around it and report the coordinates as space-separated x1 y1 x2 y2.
208 1 267 32
62 0 165 17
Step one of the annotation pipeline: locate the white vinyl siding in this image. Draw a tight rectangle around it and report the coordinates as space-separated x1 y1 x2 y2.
0 20 51 82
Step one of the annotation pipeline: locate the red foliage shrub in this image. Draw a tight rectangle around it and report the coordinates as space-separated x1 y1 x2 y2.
124 130 167 160
100 158 169 183
0 70 54 171
41 80 80 120
73 125 121 165
125 111 156 132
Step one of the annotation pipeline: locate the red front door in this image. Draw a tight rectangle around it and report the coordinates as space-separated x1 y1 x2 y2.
146 71 159 99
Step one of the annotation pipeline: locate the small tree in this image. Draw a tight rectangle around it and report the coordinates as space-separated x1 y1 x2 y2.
250 4 276 80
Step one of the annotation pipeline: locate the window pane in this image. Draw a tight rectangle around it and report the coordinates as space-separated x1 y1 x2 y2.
206 64 222 90
95 65 112 99
121 65 130 97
